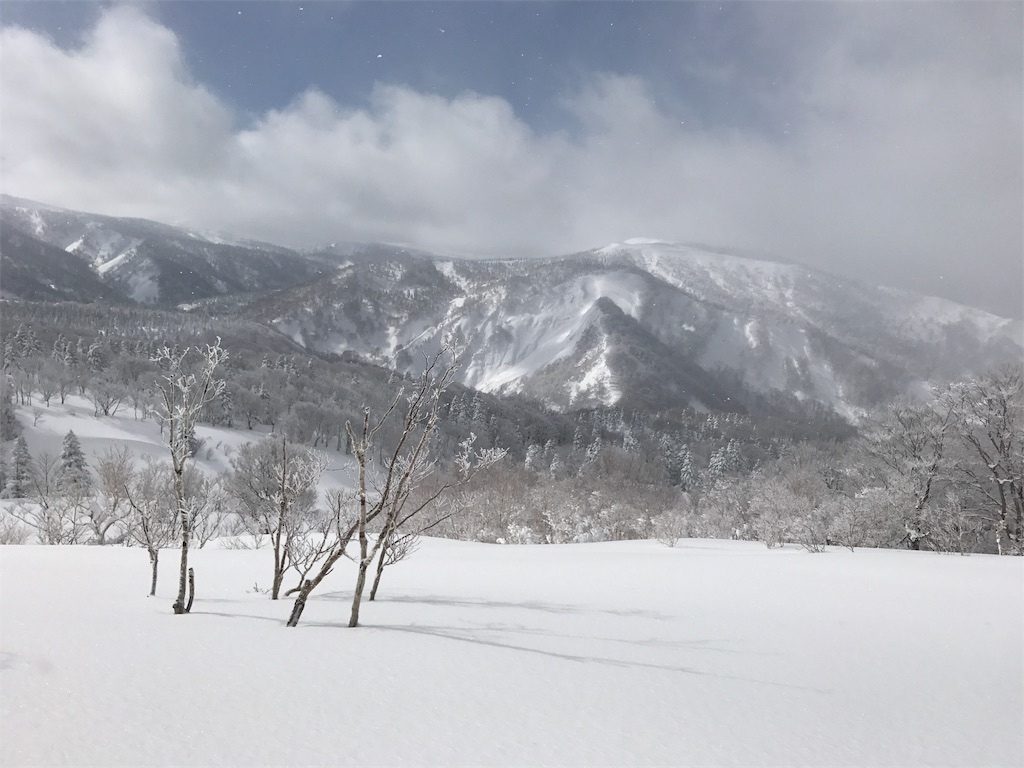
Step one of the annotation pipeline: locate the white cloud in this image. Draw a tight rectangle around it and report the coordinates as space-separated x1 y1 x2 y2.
1 5 1020 316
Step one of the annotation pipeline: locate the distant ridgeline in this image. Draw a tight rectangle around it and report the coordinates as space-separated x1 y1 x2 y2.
1 196 1021 555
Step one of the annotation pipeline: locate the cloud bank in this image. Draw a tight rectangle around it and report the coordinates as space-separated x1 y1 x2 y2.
1 6 1021 316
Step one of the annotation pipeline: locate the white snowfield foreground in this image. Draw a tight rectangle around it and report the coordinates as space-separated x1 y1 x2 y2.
1 538 1021 767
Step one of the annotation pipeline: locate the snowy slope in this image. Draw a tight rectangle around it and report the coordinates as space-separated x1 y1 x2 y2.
0 196 327 306
244 244 1022 417
11 396 355 498
4 195 1020 417
1 538 1021 766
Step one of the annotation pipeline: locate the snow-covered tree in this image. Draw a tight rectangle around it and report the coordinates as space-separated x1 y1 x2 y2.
861 397 956 550
124 459 178 596
0 378 20 440
152 339 227 615
286 346 505 628
88 446 134 545
227 435 327 599
945 367 1023 555
678 445 697 492
57 430 92 498
5 436 32 498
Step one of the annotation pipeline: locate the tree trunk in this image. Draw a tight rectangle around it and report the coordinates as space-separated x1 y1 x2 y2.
272 437 287 600
185 567 195 613
369 547 387 601
287 587 309 627
149 547 159 597
286 538 351 627
172 517 190 613
348 427 370 628
349 558 369 627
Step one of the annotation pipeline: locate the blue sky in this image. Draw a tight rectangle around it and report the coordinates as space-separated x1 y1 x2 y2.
2 2 790 133
1 1 1021 317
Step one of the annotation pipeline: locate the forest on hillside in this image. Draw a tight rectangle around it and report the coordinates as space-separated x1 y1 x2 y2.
1 301 1021 562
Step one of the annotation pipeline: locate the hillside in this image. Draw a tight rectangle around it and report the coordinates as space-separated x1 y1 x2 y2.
243 242 1022 418
0 196 329 306
2 197 1021 421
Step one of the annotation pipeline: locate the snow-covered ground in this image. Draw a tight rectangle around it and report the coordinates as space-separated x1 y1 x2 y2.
2 538 1021 766
14 396 355 497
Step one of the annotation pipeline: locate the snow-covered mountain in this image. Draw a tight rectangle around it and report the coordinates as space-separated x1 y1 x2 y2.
241 240 1022 418
2 198 1020 418
0 196 327 305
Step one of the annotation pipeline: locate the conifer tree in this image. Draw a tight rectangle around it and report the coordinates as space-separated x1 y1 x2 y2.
7 436 33 498
57 430 92 497
678 445 697 492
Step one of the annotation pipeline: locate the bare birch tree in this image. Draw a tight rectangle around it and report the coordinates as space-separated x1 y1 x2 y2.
152 340 227 614
285 348 504 628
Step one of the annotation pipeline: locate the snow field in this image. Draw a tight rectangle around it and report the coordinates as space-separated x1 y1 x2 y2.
14 396 356 498
2 538 1021 766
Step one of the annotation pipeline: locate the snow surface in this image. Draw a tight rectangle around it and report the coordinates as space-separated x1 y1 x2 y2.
1 539 1021 766
15 396 355 499
458 271 643 398
95 247 136 275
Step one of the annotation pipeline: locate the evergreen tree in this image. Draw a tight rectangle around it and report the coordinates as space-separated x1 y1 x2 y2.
707 447 728 483
57 430 92 496
678 445 697 491
725 439 742 472
16 324 41 358
524 443 544 471
86 342 106 373
7 436 33 498
0 379 21 440
572 427 587 453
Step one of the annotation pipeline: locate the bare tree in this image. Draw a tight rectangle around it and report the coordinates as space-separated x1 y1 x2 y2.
88 379 126 417
945 368 1023 555
186 470 232 549
860 397 956 550
286 348 504 628
0 513 30 545
152 340 227 614
344 402 504 628
124 459 178 595
283 491 351 597
90 446 134 545
226 435 328 598
9 451 90 544
367 529 420 601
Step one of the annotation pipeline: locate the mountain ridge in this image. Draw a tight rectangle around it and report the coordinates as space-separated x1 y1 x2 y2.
1 196 1020 420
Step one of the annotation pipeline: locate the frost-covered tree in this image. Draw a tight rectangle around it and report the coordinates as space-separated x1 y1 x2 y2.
945 367 1023 555
152 339 227 615
708 447 730 482
286 347 505 628
227 435 327 599
522 443 544 473
124 460 178 596
57 431 92 498
5 436 33 499
89 446 133 545
678 445 697 492
0 378 20 440
861 397 956 550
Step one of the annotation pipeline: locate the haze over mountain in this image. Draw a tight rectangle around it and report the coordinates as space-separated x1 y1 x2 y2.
2 196 1020 421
